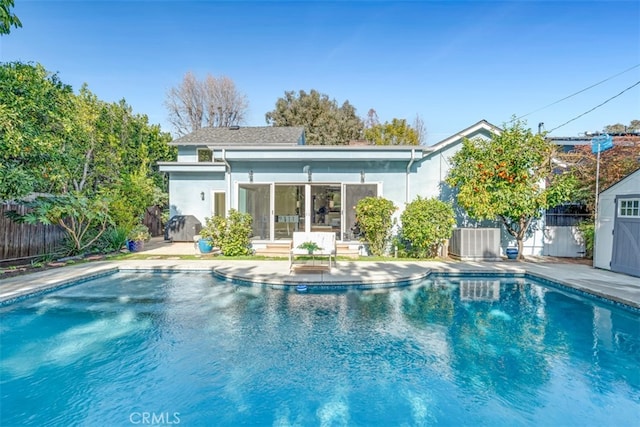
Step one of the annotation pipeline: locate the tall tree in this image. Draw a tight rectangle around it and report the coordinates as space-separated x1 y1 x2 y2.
265 89 363 145
364 108 379 129
203 75 248 128
0 61 74 199
165 71 248 136
413 114 426 145
446 119 574 259
0 62 175 201
604 119 640 134
0 0 22 35
363 118 419 145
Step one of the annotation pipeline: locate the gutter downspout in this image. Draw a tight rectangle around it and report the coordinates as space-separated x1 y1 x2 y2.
406 148 415 203
221 149 231 211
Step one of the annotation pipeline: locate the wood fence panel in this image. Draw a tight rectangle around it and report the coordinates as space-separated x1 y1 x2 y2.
0 203 66 262
143 205 164 237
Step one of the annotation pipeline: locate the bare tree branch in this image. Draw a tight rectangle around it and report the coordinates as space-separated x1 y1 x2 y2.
166 72 248 135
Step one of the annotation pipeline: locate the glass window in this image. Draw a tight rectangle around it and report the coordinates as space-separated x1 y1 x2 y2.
197 149 213 162
619 199 640 217
213 192 226 217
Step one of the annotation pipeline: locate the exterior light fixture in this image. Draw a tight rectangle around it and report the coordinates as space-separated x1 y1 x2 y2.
360 170 365 183
200 191 205 201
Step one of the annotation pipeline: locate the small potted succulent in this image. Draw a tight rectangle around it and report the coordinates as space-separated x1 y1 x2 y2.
298 241 322 254
127 224 151 252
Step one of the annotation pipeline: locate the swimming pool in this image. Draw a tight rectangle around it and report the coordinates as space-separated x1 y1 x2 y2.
1 272 638 426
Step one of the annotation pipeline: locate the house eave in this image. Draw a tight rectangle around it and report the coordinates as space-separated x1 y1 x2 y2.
158 162 227 172
212 146 428 161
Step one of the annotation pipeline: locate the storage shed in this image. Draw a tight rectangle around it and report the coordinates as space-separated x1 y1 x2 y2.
594 169 640 277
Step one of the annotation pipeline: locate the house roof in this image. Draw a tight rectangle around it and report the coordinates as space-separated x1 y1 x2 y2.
170 126 306 146
599 167 640 196
427 119 502 153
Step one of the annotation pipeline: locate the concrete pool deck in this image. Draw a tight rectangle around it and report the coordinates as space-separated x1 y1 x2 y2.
1 239 639 309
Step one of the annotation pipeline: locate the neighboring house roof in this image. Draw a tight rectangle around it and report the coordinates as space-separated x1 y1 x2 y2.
170 126 306 146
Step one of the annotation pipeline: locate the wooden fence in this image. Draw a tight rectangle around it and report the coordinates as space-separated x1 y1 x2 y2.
0 203 67 263
1 203 165 263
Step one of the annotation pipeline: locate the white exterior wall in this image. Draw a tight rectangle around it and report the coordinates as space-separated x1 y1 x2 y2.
594 171 640 270
168 172 226 223
162 121 554 254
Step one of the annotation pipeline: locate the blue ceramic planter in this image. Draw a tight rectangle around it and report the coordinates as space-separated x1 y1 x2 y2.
505 247 519 260
127 240 145 252
198 239 214 253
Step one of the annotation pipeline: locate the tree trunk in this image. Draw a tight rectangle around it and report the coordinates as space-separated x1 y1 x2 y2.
516 216 531 260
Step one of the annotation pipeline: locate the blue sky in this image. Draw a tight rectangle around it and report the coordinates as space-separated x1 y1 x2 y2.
2 1 639 143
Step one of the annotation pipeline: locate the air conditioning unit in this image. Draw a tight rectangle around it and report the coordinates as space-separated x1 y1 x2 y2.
448 228 501 261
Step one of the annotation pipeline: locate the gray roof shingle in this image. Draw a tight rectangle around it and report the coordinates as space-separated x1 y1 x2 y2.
170 126 305 146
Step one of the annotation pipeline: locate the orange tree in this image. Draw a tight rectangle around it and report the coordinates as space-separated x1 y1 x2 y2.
446 119 574 259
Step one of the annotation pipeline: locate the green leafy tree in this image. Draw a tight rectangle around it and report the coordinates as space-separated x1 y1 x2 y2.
265 89 363 145
355 197 397 256
364 118 419 145
5 193 112 255
399 197 455 258
106 168 165 233
0 62 74 198
603 120 639 134
0 0 21 35
447 119 573 259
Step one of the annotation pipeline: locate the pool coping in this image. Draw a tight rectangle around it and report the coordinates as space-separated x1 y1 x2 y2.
1 260 638 309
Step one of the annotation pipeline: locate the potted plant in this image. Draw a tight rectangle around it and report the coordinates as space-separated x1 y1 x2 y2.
127 224 151 252
198 216 223 254
298 241 321 254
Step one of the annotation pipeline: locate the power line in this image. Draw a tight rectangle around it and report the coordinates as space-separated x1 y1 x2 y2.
515 63 640 120
548 80 640 133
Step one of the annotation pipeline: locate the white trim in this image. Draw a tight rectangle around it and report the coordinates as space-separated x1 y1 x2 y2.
618 198 640 217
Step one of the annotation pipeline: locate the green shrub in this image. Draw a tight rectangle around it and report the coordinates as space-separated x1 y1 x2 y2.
399 196 455 258
355 197 397 256
577 220 594 258
200 209 253 256
100 226 129 252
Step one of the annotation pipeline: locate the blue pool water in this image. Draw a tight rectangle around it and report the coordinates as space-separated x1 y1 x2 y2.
1 272 639 426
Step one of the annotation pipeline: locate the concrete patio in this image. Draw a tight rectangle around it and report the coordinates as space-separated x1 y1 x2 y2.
1 238 638 308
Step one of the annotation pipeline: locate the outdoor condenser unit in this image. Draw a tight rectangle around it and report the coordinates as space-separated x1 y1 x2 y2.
448 228 501 261
164 215 202 242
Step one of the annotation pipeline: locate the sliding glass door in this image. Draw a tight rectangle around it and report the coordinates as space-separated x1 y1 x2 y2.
238 184 271 240
274 184 305 239
344 184 378 240
238 182 378 241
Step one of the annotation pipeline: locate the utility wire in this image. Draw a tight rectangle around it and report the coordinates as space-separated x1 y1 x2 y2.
548 80 640 133
515 63 640 120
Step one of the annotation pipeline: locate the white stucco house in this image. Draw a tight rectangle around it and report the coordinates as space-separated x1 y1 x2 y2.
158 120 550 256
594 169 640 277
